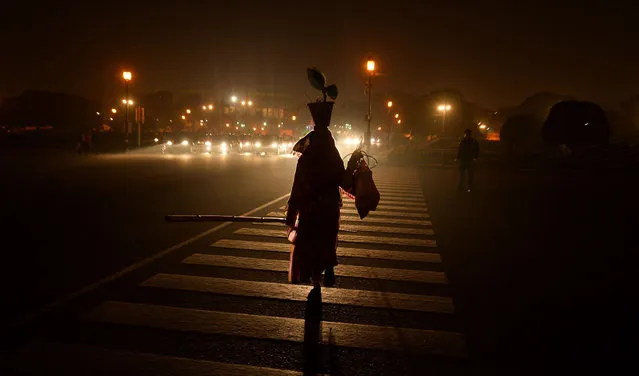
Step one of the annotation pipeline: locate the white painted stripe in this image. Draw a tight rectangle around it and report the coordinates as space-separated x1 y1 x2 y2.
84 301 466 358
340 209 430 219
183 254 446 284
143 274 453 313
342 200 426 207
234 228 437 247
3 341 301 375
372 193 425 199
1 193 292 334
267 212 432 226
369 196 426 202
342 204 428 212
212 239 442 263
253 223 434 236
278 207 430 219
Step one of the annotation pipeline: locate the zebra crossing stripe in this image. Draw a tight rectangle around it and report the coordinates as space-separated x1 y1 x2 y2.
266 212 432 226
142 273 454 313
211 239 442 263
342 200 426 207
276 207 430 219
252 223 434 236
2 341 301 376
182 254 447 284
84 301 467 358
341 203 427 212
234 228 437 247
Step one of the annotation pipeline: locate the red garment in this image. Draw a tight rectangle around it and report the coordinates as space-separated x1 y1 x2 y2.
286 128 345 283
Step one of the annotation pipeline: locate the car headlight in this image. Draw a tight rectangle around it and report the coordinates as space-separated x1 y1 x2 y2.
181 140 189 146
271 142 277 148
255 142 262 148
154 138 159 142
244 142 250 147
205 141 211 146
166 141 173 146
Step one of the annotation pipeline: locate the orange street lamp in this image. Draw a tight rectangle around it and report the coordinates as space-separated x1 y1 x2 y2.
394 113 399 119
366 59 375 72
365 57 376 149
202 105 207 110
291 115 296 121
208 104 213 110
387 101 393 108
181 115 186 120
111 108 117 114
437 104 452 133
122 71 132 148
186 109 191 114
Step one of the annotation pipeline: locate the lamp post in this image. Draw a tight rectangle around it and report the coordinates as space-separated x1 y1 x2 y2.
437 104 452 134
122 71 132 149
365 58 376 149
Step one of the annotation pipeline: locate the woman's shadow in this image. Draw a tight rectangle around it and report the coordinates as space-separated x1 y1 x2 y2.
303 286 341 375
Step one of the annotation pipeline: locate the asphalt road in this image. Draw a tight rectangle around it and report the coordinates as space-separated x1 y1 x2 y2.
0 149 297 325
0 148 636 374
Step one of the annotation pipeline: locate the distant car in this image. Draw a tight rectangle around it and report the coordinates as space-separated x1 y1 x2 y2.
278 136 295 153
237 135 255 153
162 133 196 154
254 135 282 155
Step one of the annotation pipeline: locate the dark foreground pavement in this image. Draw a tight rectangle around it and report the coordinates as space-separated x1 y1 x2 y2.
423 163 637 372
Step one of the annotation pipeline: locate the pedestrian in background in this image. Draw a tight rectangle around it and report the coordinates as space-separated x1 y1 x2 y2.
456 128 479 192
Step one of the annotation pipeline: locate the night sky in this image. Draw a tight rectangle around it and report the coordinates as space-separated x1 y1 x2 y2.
2 1 637 108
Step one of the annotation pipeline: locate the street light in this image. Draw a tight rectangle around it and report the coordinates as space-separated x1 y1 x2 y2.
394 113 399 119
248 100 253 106
122 71 132 149
186 109 191 114
111 108 117 114
231 96 237 103
437 104 452 133
208 104 213 110
181 115 186 120
378 126 382 131
365 58 376 149
387 101 393 108
241 100 246 106
292 115 296 121
397 119 402 124
202 105 207 110
122 99 133 105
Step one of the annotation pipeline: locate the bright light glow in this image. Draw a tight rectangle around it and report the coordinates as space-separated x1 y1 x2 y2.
248 101 253 106
255 142 262 148
231 96 237 103
226 123 230 127
111 108 117 113
122 71 132 81
263 122 267 126
96 112 100 115
479 124 487 130
344 137 354 145
166 141 173 146
438 104 452 111
261 127 265 131
253 127 257 131
278 125 281 128
208 104 213 110
186 109 191 114
271 142 277 148
394 113 399 118
244 142 250 147
181 140 189 146
205 141 212 146
154 138 159 142
241 100 246 106
109 117 113 121
181 115 186 120
202 105 207 110
287 142 293 147
387 101 393 108
378 127 382 131
366 60 375 72
397 119 402 124
221 143 228 152
292 115 296 121
370 137 376 144
206 145 212 151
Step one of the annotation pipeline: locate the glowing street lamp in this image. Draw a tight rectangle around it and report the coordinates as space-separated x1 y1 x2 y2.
247 100 253 106
202 105 207 110
111 108 117 114
181 115 186 120
397 119 402 124
122 99 133 105
122 71 132 147
241 100 246 106
186 109 191 114
377 126 382 131
387 101 393 108
291 115 296 121
208 104 213 110
231 96 237 103
365 58 376 149
394 113 399 119
437 104 452 133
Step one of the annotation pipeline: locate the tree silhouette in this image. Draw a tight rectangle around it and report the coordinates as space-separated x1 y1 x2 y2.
500 114 541 155
542 101 609 147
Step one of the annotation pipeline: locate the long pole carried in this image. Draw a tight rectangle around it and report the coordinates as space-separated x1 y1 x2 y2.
165 215 286 223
